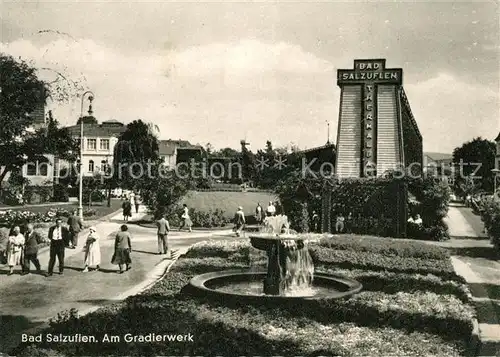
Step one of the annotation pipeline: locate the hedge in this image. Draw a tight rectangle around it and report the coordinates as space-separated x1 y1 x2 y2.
317 267 471 303
317 234 450 260
275 175 451 240
309 246 462 282
480 199 500 250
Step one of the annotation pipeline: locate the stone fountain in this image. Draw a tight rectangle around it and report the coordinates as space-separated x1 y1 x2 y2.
249 215 314 295
182 213 362 302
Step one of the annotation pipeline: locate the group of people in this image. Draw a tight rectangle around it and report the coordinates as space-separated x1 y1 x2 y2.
1 210 134 276
121 192 142 222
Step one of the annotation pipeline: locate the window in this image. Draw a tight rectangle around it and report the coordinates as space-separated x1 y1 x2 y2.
101 160 108 173
38 162 48 176
26 162 37 176
89 160 94 172
100 139 110 150
87 139 97 150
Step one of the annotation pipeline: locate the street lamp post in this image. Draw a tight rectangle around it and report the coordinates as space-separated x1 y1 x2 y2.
78 91 95 220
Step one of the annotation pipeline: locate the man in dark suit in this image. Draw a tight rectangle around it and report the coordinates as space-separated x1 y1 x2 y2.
46 217 70 276
156 213 170 257
67 210 83 249
22 223 48 274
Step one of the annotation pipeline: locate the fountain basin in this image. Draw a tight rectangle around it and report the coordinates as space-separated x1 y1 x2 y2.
181 269 363 303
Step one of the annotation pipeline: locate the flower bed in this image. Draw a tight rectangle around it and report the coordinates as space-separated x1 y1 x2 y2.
318 267 471 302
309 246 461 282
0 208 100 228
13 235 475 357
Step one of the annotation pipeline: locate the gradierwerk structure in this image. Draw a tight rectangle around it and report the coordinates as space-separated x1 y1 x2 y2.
335 59 423 178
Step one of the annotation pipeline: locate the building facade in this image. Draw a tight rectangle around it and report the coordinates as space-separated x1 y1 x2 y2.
159 139 203 167
66 118 126 177
335 59 423 178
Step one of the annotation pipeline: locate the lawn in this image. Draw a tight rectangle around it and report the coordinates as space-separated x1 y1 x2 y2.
181 190 276 218
12 234 476 357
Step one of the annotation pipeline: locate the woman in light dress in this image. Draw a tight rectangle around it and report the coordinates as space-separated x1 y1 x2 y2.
82 226 101 272
7 226 25 275
179 204 193 232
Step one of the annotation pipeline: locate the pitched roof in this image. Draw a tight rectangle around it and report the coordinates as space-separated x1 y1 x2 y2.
298 143 335 154
159 139 202 156
424 152 453 161
66 123 126 137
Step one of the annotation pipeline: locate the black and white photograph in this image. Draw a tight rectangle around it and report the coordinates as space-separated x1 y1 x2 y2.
0 0 499 356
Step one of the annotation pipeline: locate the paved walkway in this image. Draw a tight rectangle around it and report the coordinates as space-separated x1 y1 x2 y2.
440 204 500 356
0 207 234 353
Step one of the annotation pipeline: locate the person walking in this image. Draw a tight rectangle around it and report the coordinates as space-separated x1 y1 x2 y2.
111 224 132 273
156 214 170 257
134 194 141 214
22 223 46 275
82 226 101 272
122 198 132 222
233 206 246 237
255 203 263 225
46 217 70 277
179 204 193 232
7 226 25 275
67 210 83 249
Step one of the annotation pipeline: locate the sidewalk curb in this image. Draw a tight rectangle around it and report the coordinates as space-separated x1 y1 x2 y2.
450 256 500 356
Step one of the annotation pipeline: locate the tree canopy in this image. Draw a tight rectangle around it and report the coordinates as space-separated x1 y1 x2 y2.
452 137 496 193
0 54 77 190
112 119 160 189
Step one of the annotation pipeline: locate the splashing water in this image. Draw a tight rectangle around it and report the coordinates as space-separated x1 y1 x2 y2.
283 243 314 293
252 215 315 295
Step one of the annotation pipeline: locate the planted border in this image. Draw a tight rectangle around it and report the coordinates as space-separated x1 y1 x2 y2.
309 246 463 282
317 235 450 260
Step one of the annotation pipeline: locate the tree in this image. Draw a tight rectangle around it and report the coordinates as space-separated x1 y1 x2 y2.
113 120 160 189
138 168 194 219
0 54 47 189
453 137 496 193
254 140 305 189
241 140 256 183
0 55 77 192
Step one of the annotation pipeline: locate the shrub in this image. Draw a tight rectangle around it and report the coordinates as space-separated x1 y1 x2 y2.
83 209 98 218
51 184 69 202
480 199 500 250
24 185 52 204
309 246 462 282
407 177 451 241
82 189 105 204
317 234 450 260
190 208 228 228
317 267 471 303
